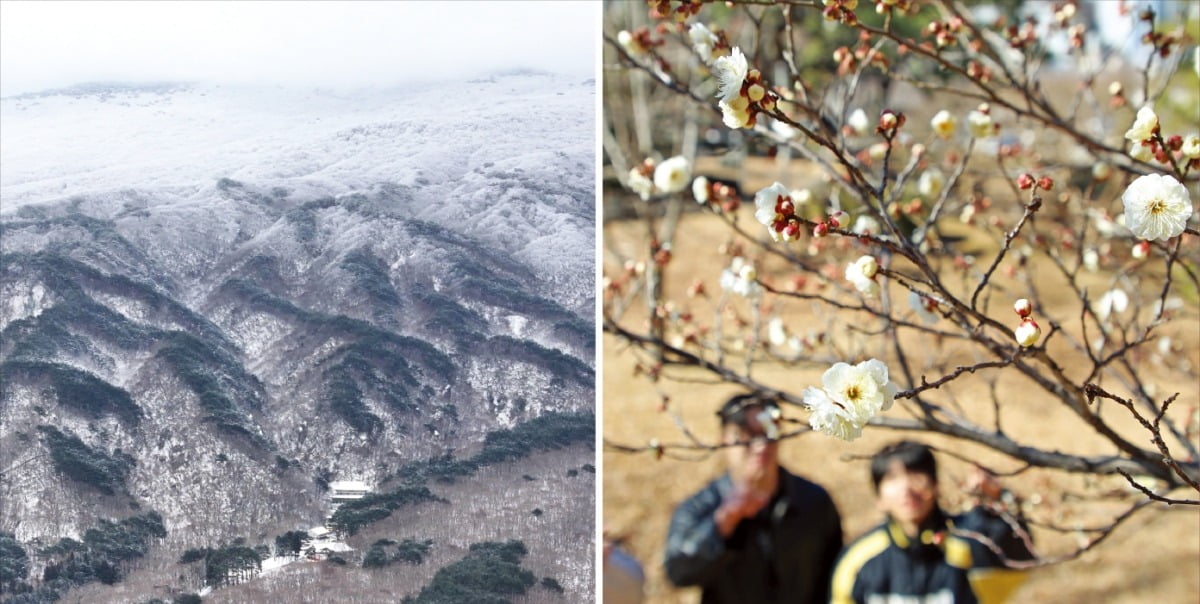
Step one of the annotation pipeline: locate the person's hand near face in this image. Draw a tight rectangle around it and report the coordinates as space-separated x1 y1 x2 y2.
715 407 779 537
964 465 1003 501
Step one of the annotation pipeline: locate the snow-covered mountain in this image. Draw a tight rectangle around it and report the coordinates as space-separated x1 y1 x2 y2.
0 75 595 602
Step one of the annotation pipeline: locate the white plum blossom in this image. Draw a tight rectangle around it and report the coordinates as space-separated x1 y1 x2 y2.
771 119 797 140
628 166 654 200
1152 296 1184 317
720 257 762 299
967 109 997 138
713 47 748 102
768 318 806 356
1121 174 1193 241
804 359 898 441
1129 140 1154 162
1082 248 1100 272
918 168 945 198
960 204 976 224
1124 106 1158 142
1182 134 1200 159
617 30 649 58
909 291 941 324
1094 288 1129 322
1158 336 1173 356
930 110 957 139
689 23 720 64
654 156 692 194
767 317 789 347
721 96 753 129
853 214 881 235
754 182 790 225
1086 209 1129 239
804 387 864 441
845 255 880 297
852 278 880 298
756 408 781 440
754 182 802 242
692 176 710 203
847 108 870 136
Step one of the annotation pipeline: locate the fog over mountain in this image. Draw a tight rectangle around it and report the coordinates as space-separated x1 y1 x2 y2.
0 74 594 603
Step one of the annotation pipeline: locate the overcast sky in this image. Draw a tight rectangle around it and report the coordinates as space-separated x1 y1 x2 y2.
0 1 596 97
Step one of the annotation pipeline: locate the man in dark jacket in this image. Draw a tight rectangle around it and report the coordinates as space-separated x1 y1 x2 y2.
831 441 1035 604
664 393 843 603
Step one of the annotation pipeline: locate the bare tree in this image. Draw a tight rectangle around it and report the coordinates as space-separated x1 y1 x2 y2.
602 0 1199 577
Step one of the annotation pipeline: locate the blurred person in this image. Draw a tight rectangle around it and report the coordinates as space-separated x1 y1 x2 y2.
831 441 1035 604
664 393 843 603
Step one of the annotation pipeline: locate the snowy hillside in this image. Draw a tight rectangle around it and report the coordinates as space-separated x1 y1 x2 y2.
0 74 595 603
0 75 595 311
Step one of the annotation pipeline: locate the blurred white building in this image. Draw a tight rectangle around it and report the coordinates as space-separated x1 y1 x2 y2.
328 480 370 504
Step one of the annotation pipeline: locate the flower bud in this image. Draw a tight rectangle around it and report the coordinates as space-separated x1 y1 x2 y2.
1014 318 1041 347
1037 176 1054 191
879 110 899 130
649 438 664 460
1132 240 1150 260
857 255 878 278
783 221 802 241
1017 173 1035 190
1013 298 1032 317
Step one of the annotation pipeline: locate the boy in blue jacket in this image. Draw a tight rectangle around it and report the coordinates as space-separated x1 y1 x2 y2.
831 441 1034 604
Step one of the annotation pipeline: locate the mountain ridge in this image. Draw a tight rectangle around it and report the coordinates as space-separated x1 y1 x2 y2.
0 76 594 602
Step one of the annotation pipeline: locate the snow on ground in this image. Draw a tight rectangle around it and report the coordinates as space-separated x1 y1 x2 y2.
1 75 595 311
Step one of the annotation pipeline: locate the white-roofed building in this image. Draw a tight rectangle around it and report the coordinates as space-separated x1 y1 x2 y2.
328 480 370 504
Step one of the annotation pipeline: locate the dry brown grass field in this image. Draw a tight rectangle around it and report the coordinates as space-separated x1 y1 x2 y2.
602 189 1200 603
